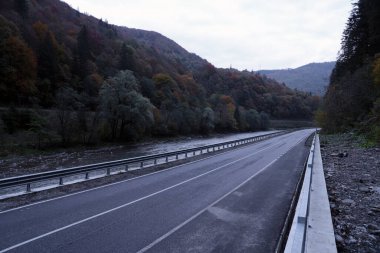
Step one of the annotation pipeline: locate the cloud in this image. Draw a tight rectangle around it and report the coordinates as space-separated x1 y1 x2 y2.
63 0 352 70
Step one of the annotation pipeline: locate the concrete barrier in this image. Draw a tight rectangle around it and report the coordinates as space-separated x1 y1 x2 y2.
284 134 337 253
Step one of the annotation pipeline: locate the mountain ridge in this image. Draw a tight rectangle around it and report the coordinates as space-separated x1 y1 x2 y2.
0 0 320 144
257 61 335 95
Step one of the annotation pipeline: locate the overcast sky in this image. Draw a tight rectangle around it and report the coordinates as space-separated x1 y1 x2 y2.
63 0 352 70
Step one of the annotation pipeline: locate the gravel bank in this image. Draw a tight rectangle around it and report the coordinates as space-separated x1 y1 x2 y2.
320 133 380 253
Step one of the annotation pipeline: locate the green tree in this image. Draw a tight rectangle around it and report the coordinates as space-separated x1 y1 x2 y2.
2 107 31 134
200 107 215 134
209 94 237 131
74 25 92 79
15 0 28 18
119 43 135 71
234 106 249 131
28 111 51 149
55 87 79 145
260 112 270 130
100 70 154 140
245 109 260 131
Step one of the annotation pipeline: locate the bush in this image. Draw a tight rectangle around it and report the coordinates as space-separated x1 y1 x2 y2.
1 107 32 134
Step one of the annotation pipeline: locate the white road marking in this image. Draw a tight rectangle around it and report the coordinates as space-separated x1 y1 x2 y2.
137 135 307 253
0 139 284 253
0 135 280 215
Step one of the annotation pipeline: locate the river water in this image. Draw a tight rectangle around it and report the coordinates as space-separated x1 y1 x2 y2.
0 130 279 199
0 130 279 178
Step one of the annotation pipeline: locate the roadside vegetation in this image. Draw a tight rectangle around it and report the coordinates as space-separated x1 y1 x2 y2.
316 0 380 145
0 0 318 153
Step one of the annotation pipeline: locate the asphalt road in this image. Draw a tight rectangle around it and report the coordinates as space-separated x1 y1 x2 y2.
0 129 314 253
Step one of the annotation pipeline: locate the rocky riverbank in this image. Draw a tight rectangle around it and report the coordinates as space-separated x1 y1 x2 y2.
0 131 278 179
320 133 380 253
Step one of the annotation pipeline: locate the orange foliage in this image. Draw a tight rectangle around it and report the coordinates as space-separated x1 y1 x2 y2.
32 21 48 40
4 36 37 95
220 95 234 105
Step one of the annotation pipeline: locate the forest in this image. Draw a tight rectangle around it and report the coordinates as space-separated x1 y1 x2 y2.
318 0 380 144
0 0 320 149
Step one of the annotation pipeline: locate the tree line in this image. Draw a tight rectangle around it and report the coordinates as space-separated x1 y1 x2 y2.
0 0 320 147
318 0 380 144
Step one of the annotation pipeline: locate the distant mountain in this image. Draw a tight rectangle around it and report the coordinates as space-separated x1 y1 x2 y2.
257 62 335 95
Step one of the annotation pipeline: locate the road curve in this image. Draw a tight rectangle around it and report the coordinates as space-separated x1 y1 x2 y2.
0 129 314 253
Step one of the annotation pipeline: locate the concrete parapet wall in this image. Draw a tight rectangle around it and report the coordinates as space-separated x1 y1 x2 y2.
284 134 337 253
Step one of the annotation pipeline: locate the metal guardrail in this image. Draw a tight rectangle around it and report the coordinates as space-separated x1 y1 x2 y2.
284 132 317 253
275 132 315 253
0 131 287 194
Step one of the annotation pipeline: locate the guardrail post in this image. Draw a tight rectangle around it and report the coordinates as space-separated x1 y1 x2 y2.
0 130 288 198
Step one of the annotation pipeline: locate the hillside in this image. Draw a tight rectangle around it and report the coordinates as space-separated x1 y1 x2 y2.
0 0 320 146
258 62 335 95
319 0 380 143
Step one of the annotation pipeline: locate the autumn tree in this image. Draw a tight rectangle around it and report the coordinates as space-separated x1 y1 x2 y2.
209 94 237 131
32 21 71 106
0 16 37 105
